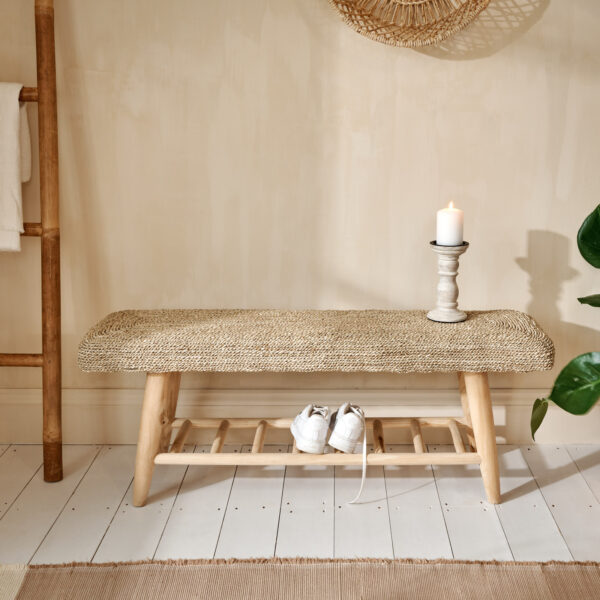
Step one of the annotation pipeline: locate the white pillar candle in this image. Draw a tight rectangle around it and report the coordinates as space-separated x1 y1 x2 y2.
436 202 464 246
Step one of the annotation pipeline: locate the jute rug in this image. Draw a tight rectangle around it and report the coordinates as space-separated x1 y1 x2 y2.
1 559 600 600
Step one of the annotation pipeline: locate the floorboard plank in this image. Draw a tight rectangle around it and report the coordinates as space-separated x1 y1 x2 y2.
385 445 452 559
31 445 137 564
334 446 394 559
430 445 512 561
276 446 334 558
567 445 600 503
0 445 101 564
214 445 287 559
154 445 239 560
92 447 191 563
495 446 572 561
523 444 600 561
0 443 597 563
0 445 43 520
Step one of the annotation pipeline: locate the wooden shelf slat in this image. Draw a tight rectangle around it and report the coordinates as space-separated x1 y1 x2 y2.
448 420 466 454
251 420 267 454
410 418 426 454
169 419 191 454
155 451 481 467
210 420 229 454
373 419 385 453
172 416 461 431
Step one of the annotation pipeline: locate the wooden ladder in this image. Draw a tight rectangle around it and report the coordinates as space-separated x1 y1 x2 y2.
0 0 62 482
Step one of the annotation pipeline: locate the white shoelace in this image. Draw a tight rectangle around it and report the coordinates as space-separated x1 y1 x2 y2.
346 405 367 505
303 404 367 504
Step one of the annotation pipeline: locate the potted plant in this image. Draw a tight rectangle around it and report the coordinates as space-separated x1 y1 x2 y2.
531 205 600 438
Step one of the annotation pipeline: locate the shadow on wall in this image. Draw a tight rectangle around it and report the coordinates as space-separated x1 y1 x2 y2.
416 0 549 60
516 230 599 372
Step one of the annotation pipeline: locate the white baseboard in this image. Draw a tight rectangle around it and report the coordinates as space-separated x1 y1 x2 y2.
1 387 599 445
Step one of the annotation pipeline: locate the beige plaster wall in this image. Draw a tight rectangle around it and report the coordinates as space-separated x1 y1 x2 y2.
1 0 599 400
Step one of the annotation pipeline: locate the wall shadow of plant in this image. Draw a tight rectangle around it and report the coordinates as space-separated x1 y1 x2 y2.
515 230 600 424
416 0 549 61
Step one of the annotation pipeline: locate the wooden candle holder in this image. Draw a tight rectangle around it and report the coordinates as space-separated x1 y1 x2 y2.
427 241 469 323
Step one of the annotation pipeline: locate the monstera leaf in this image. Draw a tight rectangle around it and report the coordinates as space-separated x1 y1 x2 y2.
578 294 600 307
533 205 600 438
530 398 548 440
531 352 600 439
550 352 600 413
577 205 600 267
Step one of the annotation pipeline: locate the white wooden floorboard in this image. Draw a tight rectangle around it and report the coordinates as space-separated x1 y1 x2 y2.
334 446 394 559
1 443 598 563
154 445 239 560
384 445 452 559
92 447 191 563
523 444 600 561
276 447 334 558
31 445 136 564
0 445 101 564
495 446 572 561
214 445 287 559
0 445 43 520
567 445 600 503
430 445 512 561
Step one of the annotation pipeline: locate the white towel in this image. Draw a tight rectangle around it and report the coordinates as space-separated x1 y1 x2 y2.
0 83 32 252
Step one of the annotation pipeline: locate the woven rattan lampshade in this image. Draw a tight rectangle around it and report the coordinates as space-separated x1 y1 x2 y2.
329 0 491 48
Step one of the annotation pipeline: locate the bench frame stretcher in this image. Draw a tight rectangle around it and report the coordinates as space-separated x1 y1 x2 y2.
132 371 500 507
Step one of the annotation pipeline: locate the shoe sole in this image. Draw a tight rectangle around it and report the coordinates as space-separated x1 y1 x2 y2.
328 430 359 454
290 421 327 454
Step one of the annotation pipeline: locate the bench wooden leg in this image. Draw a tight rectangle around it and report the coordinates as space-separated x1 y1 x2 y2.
463 372 501 504
457 372 476 451
159 372 181 453
133 372 181 507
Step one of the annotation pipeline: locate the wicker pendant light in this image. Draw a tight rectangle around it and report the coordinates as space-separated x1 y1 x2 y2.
329 0 491 48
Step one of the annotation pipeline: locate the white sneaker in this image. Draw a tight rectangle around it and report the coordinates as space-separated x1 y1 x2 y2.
328 403 365 454
291 405 330 454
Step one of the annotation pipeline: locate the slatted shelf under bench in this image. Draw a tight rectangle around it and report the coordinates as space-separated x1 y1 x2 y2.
154 416 479 466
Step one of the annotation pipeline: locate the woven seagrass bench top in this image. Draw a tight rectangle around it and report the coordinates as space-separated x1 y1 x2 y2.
78 309 554 374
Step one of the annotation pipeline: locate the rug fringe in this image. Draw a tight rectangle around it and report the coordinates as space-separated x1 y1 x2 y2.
27 557 600 570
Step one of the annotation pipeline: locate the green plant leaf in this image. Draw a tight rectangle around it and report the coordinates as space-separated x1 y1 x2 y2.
577 205 600 268
531 398 548 440
578 294 600 307
549 352 600 415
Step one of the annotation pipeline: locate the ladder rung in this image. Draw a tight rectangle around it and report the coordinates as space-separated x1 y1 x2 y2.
0 353 43 367
22 223 43 237
19 87 38 102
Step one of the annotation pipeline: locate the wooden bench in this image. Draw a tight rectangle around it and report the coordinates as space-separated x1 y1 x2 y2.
78 309 554 507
